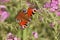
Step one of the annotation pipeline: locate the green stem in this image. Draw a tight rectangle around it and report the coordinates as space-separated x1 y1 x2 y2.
21 30 23 40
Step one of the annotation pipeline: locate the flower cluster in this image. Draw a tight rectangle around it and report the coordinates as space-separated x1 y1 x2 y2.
7 33 20 40
0 5 10 22
44 0 60 16
32 31 38 39
44 0 58 11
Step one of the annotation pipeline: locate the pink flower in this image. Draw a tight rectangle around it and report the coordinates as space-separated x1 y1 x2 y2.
7 33 21 40
0 5 10 22
50 0 58 12
14 37 18 40
50 2 58 9
58 0 60 5
7 33 13 36
44 0 58 12
56 11 60 16
32 32 38 38
50 8 56 12
44 2 51 8
51 3 58 8
0 11 10 22
7 32 14 40
14 37 21 40
50 5 58 12
0 5 6 8
51 0 58 4
0 0 10 3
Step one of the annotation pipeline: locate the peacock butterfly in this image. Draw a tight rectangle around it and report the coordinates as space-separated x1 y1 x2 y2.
16 7 37 29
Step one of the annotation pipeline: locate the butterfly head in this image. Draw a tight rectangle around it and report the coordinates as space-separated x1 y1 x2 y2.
22 9 27 13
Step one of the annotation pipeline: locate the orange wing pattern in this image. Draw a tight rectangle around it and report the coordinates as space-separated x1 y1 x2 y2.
27 7 33 18
16 7 36 29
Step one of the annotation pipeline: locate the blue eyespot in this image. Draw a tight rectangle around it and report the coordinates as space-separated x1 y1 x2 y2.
23 9 27 13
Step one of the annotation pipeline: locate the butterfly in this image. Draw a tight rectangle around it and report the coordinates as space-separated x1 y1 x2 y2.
16 7 37 29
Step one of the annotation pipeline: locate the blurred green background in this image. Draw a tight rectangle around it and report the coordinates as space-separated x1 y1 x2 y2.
0 0 60 40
